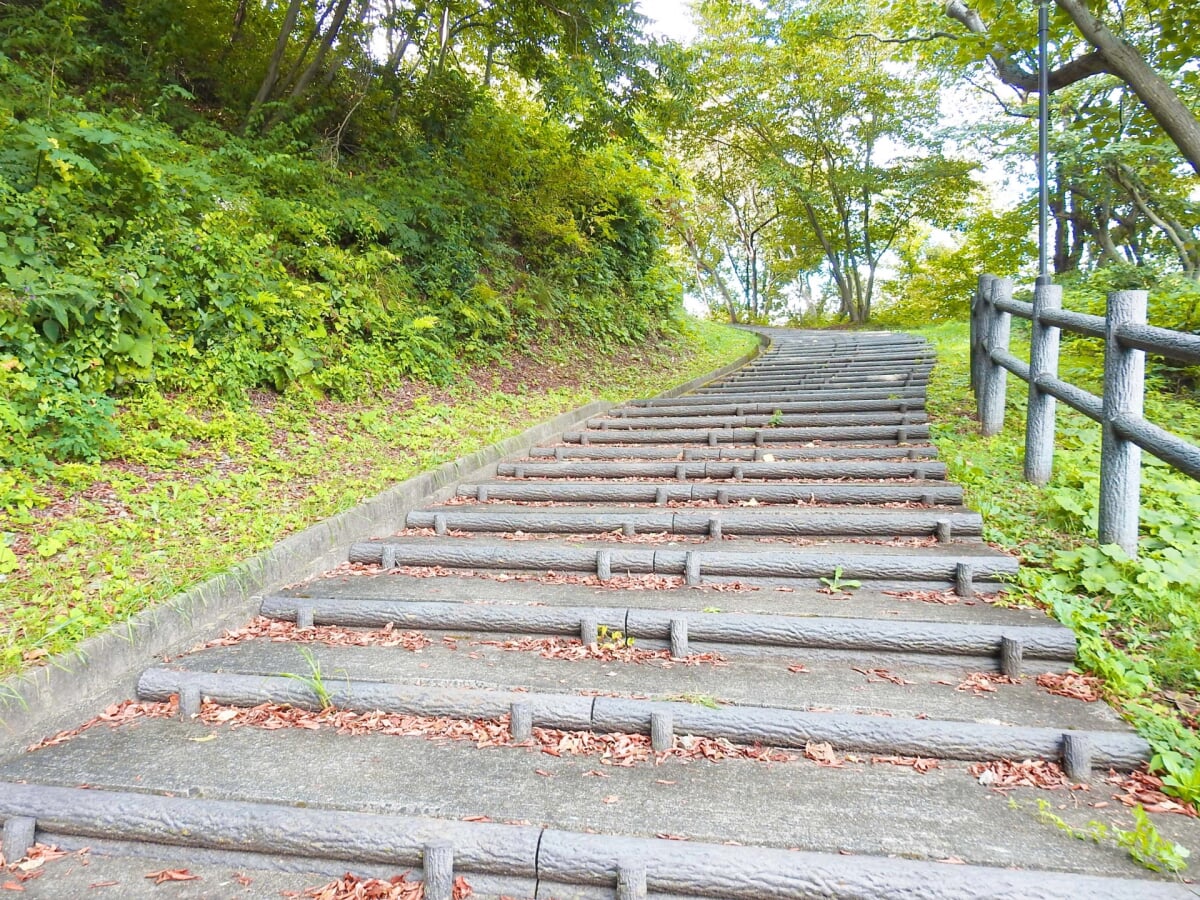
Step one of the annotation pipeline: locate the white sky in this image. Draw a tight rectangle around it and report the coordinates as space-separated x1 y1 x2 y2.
639 0 698 43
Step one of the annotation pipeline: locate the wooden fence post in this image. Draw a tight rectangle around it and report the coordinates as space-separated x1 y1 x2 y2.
979 277 1012 437
1024 280 1062 484
1098 289 1148 554
971 274 997 402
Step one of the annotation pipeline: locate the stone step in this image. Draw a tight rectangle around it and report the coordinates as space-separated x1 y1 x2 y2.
723 360 931 372
561 424 930 444
625 386 928 406
610 398 925 417
278 573 1051 628
348 538 1018 589
584 411 929 430
695 376 931 393
721 366 933 382
407 504 980 537
257 596 1070 668
493 460 946 481
159 640 1113 731
455 480 962 505
0 780 1190 896
134 667 1147 768
527 444 940 461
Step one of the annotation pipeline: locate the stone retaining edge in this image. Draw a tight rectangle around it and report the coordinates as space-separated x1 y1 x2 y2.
0 330 766 757
0 783 1187 899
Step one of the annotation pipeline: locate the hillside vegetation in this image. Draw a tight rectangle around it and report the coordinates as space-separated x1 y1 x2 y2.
1 0 679 469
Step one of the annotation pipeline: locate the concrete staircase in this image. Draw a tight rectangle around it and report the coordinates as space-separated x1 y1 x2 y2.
2 329 1196 898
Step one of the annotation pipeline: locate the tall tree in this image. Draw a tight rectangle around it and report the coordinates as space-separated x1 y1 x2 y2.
679 0 974 323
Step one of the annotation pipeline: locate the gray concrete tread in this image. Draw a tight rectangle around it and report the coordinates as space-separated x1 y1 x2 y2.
364 535 1015 560
5 723 1196 882
166 640 1130 731
280 573 1051 627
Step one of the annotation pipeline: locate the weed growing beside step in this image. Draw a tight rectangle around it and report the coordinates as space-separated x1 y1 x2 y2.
917 322 1200 810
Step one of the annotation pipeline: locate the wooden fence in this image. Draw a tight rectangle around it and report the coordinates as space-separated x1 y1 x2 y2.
969 274 1200 554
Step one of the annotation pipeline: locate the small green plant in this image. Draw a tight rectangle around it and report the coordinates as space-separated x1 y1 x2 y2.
767 409 785 427
702 606 722 613
596 625 635 650
282 647 334 710
668 692 722 709
819 566 861 593
1152 750 1200 808
1026 796 1189 873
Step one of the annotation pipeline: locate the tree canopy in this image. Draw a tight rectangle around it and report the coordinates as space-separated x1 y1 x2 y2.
1 0 1197 461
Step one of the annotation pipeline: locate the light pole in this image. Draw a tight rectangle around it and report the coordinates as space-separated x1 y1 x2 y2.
1037 0 1050 285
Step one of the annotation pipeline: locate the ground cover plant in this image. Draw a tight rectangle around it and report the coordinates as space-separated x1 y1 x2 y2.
916 304 1200 811
0 321 756 676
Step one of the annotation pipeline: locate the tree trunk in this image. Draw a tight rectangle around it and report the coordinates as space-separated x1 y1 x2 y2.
1055 0 1200 175
246 0 304 128
271 0 354 124
944 0 1200 174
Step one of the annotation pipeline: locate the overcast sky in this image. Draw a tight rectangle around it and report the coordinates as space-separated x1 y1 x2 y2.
639 0 698 43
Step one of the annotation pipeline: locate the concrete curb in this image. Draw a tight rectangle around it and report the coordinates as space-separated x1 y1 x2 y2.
0 331 765 758
0 783 1189 898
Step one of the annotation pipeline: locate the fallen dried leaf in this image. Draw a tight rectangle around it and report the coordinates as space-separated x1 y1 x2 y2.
476 636 726 667
969 759 1074 792
1036 672 1103 702
852 667 914 686
144 869 199 885
871 755 940 773
804 741 844 767
955 672 1020 695
194 618 432 654
1107 770 1198 817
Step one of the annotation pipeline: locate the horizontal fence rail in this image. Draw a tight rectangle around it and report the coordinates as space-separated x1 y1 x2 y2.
969 273 1200 554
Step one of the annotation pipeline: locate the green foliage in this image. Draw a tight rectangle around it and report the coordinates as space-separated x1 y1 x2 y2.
283 647 334 710
1029 798 1190 874
0 34 681 467
875 206 1037 328
678 0 977 324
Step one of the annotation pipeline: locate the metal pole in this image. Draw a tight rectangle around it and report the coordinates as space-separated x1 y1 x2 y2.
1038 0 1050 281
